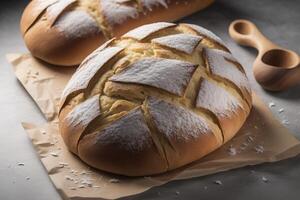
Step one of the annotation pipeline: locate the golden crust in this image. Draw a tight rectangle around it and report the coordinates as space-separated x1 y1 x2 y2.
78 131 168 176
22 14 105 66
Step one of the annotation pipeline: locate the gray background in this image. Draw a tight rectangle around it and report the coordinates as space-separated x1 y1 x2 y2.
0 0 299 199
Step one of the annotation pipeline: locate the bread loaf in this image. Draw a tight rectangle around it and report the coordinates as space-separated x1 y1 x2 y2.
20 0 214 66
59 22 252 176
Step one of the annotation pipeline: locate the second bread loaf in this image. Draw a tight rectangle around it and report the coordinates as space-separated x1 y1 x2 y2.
20 0 214 66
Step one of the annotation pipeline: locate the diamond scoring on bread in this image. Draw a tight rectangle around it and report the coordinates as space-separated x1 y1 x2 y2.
59 22 252 176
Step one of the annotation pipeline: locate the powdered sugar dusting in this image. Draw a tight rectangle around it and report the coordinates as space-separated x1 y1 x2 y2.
147 97 211 141
46 0 76 25
54 10 100 39
228 146 237 156
61 46 123 99
141 0 168 11
110 57 196 96
205 48 251 92
101 0 139 25
196 79 242 117
66 95 100 128
262 176 269 183
96 108 152 151
254 145 264 153
123 22 176 40
185 24 227 47
152 33 202 54
268 102 276 108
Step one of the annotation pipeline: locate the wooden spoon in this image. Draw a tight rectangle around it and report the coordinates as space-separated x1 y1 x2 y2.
229 19 300 91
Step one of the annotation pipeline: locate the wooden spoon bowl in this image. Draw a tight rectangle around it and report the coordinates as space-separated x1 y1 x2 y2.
229 19 300 91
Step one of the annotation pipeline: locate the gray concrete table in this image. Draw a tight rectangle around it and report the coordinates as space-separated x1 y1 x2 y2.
0 0 299 199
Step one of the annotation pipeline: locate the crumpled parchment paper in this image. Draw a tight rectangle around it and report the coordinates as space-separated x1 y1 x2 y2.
7 53 300 199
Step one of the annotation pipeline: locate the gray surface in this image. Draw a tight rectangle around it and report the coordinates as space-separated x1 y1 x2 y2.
0 0 299 199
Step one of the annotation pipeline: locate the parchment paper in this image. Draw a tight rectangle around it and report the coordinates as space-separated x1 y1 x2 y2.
7 53 300 200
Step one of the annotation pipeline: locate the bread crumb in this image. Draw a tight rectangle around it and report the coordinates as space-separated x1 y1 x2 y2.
268 102 275 108
59 162 68 168
50 152 59 157
278 108 284 113
262 176 269 183
228 146 237 156
80 170 87 175
70 170 78 174
254 145 264 153
282 119 290 125
214 180 222 185
81 179 93 187
65 176 74 181
247 135 254 142
109 178 120 183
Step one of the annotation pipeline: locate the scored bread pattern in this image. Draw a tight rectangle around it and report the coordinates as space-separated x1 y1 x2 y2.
196 79 243 118
20 0 58 34
204 48 252 105
46 0 76 26
22 0 177 40
152 34 203 54
109 58 197 96
147 97 214 141
95 108 152 151
123 22 176 40
62 95 101 153
184 23 227 48
59 22 252 175
65 94 101 129
60 46 123 104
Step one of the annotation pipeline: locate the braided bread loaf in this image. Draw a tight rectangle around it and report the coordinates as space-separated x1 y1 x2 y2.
20 0 214 66
59 22 252 176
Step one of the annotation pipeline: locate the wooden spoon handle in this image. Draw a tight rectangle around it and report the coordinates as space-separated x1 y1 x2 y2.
229 19 276 54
